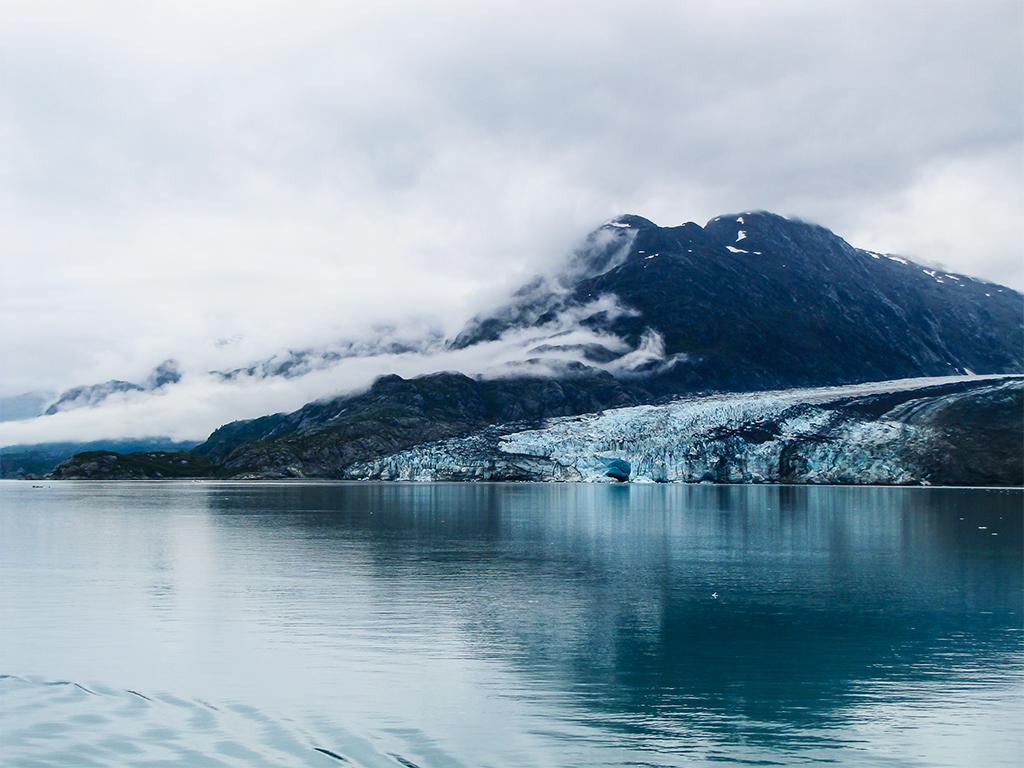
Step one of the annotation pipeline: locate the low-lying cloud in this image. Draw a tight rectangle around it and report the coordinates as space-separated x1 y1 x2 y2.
0 294 655 445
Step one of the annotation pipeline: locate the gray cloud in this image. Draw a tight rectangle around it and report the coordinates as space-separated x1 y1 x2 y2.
1 0 1021 404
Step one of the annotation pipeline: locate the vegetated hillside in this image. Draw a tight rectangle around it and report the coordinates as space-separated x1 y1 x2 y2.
1 438 198 479
48 450 218 480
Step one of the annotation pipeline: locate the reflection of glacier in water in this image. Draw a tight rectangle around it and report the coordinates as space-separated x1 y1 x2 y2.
0 481 1021 767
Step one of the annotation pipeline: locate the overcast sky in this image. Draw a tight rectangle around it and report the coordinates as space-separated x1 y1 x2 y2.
1 0 1022 398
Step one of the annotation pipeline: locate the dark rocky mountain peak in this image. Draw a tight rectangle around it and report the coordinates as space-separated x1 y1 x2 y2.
146 359 182 389
453 211 1023 393
602 214 659 230
44 379 145 415
43 359 187 416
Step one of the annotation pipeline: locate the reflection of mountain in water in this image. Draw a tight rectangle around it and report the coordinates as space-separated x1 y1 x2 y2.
204 484 1023 754
3 482 1020 766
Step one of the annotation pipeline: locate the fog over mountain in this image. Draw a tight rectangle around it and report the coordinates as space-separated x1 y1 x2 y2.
1 0 1021 408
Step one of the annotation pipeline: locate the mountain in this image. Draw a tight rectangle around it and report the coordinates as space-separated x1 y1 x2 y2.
48 370 640 479
45 211 1024 484
190 369 642 477
455 212 1022 391
0 359 189 476
42 359 182 415
1 438 199 479
24 211 1024 423
43 380 146 416
212 330 445 381
47 376 1023 485
145 359 183 389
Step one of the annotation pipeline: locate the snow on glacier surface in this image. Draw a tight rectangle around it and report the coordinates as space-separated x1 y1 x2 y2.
497 374 1017 482
354 375 1019 484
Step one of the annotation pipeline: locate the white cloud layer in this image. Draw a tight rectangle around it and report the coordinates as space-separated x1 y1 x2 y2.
1 0 1021 424
0 297 643 444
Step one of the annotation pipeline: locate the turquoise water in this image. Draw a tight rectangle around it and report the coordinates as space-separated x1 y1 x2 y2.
1 481 1021 767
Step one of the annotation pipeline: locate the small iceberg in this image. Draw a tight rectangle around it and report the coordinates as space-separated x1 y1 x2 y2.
604 458 631 482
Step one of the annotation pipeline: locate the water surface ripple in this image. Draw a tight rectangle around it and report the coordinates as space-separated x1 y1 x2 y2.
1 481 1021 766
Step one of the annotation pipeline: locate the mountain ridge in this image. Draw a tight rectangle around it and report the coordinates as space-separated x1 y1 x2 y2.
31 210 1024 483
454 210 1021 393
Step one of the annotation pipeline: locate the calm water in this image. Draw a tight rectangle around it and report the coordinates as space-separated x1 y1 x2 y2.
0 482 1021 767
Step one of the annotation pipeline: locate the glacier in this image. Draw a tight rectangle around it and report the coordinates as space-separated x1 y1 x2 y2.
348 375 1023 486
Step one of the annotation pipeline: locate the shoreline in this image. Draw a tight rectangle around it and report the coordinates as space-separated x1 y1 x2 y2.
4 478 1022 491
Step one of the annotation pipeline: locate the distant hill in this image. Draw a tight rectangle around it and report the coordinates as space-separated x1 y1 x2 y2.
1 438 198 479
